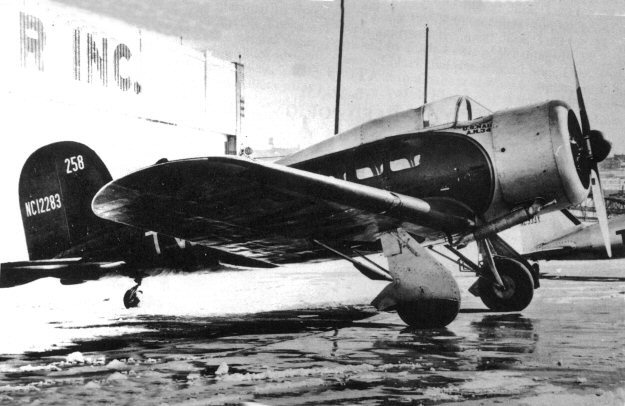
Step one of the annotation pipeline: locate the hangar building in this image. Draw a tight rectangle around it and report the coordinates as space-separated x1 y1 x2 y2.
0 0 244 259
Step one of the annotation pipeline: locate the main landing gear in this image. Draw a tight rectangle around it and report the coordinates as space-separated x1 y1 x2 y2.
123 277 143 309
315 230 461 328
375 229 461 327
460 234 539 312
317 229 539 328
375 229 462 328
476 256 534 311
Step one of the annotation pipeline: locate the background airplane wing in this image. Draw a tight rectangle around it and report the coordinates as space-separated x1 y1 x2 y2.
605 196 625 205
93 157 475 264
0 259 124 288
521 246 576 261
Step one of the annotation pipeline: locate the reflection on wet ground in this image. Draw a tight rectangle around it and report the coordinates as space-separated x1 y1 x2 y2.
1 307 622 405
0 262 624 405
0 309 533 404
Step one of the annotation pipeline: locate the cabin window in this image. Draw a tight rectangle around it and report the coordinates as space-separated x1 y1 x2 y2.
390 157 410 172
356 166 374 179
356 163 383 180
388 138 422 173
390 154 421 172
355 156 384 180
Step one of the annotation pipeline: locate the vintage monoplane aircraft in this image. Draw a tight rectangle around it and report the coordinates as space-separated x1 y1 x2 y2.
0 59 612 328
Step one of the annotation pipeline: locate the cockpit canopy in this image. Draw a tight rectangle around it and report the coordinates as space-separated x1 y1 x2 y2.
279 96 492 168
422 96 491 128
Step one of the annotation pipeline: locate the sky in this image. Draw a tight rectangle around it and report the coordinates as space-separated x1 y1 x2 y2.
54 0 625 153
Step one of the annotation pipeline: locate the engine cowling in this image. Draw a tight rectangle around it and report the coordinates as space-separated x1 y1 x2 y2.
489 100 589 214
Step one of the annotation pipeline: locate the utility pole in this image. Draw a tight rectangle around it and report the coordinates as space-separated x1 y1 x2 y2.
424 24 429 105
334 0 345 135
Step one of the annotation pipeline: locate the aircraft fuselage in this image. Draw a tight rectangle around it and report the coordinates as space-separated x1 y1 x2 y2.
280 96 590 232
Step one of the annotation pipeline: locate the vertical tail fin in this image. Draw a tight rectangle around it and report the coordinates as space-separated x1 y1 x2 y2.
19 141 113 260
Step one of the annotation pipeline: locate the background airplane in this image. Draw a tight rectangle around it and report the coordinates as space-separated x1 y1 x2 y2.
512 205 625 261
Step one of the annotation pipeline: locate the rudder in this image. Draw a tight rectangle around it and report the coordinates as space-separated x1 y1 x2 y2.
19 141 113 260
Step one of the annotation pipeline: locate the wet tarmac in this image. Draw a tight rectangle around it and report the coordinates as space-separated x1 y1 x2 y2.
0 258 624 405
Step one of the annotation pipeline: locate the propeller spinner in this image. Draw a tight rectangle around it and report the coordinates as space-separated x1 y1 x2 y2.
571 49 613 257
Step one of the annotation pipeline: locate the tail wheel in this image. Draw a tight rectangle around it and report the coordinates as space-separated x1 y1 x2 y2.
478 257 534 312
123 285 142 309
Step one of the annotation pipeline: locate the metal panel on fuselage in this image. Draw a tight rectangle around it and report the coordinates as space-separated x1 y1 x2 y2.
292 131 494 217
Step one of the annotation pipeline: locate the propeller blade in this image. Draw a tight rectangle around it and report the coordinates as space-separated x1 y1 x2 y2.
571 47 611 257
590 169 612 258
571 48 591 136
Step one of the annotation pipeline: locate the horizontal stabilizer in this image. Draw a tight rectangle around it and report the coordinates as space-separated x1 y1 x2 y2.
0 259 124 288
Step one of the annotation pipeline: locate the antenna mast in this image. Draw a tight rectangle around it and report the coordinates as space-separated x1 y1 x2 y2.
334 0 345 135
424 24 429 104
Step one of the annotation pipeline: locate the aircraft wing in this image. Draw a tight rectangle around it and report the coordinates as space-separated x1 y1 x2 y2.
0 259 125 288
93 157 475 264
521 246 576 261
606 196 625 205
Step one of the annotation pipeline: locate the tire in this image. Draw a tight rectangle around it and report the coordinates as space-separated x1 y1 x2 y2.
478 257 534 312
396 298 460 328
123 286 141 309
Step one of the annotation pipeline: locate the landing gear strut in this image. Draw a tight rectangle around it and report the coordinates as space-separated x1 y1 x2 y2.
469 235 538 312
123 277 143 309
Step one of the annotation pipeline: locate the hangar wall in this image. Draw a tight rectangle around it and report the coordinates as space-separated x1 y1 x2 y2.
0 0 244 260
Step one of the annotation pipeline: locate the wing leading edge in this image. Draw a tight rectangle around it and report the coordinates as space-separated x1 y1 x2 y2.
92 156 475 263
